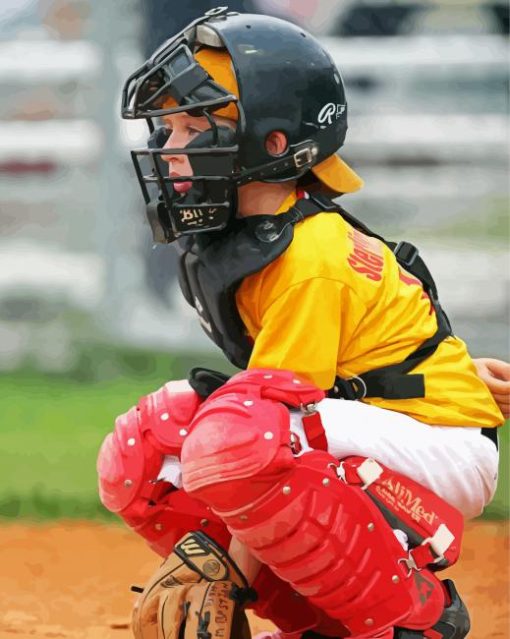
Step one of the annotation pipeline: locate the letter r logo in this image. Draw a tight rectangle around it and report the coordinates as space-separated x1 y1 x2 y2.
318 102 346 125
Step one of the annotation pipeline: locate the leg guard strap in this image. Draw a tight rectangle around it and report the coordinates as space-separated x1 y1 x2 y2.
339 457 463 571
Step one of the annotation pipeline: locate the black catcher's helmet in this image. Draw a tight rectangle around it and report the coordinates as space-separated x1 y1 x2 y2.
122 6 362 242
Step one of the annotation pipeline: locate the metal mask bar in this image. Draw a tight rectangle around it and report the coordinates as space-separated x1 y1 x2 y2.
121 8 238 121
121 7 223 117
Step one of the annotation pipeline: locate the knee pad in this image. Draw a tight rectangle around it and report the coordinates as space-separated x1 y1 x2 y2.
97 406 164 517
97 379 202 516
97 380 219 554
182 389 295 510
182 368 324 511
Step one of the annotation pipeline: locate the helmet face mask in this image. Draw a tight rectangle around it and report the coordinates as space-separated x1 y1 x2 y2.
134 116 239 242
121 7 349 243
124 31 242 242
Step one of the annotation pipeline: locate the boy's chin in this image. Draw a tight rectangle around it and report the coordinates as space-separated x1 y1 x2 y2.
173 181 193 194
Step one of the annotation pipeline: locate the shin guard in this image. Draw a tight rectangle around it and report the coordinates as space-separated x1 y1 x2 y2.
224 451 445 636
181 369 447 636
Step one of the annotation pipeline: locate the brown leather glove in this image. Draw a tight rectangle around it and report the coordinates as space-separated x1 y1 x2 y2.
131 531 255 638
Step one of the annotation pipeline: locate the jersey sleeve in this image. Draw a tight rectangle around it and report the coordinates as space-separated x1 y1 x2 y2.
246 277 344 390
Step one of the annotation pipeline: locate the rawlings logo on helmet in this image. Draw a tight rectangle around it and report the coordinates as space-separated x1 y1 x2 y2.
318 102 346 126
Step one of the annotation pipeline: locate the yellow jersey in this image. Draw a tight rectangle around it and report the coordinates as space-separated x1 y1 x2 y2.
236 192 503 428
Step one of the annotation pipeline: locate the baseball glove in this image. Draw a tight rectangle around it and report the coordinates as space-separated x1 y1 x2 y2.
131 531 255 639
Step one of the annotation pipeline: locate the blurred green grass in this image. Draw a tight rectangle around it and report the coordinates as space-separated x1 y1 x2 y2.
0 345 235 520
0 346 507 521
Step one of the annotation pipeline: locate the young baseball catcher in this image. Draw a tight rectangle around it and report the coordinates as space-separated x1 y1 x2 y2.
97 7 509 639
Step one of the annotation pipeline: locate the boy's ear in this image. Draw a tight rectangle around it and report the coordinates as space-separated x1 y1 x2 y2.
265 131 288 157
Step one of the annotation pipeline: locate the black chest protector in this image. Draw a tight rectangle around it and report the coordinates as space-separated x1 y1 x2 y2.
176 193 453 402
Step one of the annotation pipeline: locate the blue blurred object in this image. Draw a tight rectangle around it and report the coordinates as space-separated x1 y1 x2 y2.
324 2 509 37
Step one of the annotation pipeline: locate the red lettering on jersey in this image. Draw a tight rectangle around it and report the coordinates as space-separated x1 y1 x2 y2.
347 230 384 282
353 248 384 268
347 256 382 281
399 269 421 288
399 267 435 313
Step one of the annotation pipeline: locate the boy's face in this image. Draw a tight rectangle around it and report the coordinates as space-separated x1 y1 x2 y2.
160 112 236 194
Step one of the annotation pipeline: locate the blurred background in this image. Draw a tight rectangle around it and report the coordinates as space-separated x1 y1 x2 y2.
0 0 508 520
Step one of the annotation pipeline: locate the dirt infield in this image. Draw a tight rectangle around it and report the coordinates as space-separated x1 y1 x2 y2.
0 520 508 639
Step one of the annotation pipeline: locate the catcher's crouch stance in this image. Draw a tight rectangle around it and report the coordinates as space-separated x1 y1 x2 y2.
100 366 500 639
98 8 507 639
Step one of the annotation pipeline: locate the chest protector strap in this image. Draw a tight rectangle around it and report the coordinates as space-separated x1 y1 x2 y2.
175 203 323 369
177 191 452 401
292 194 453 401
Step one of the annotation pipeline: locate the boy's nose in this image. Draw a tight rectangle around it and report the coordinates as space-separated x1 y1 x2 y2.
161 133 188 170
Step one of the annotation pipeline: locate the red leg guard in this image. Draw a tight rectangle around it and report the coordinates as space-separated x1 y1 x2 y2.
190 449 444 636
181 377 446 637
97 379 228 557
